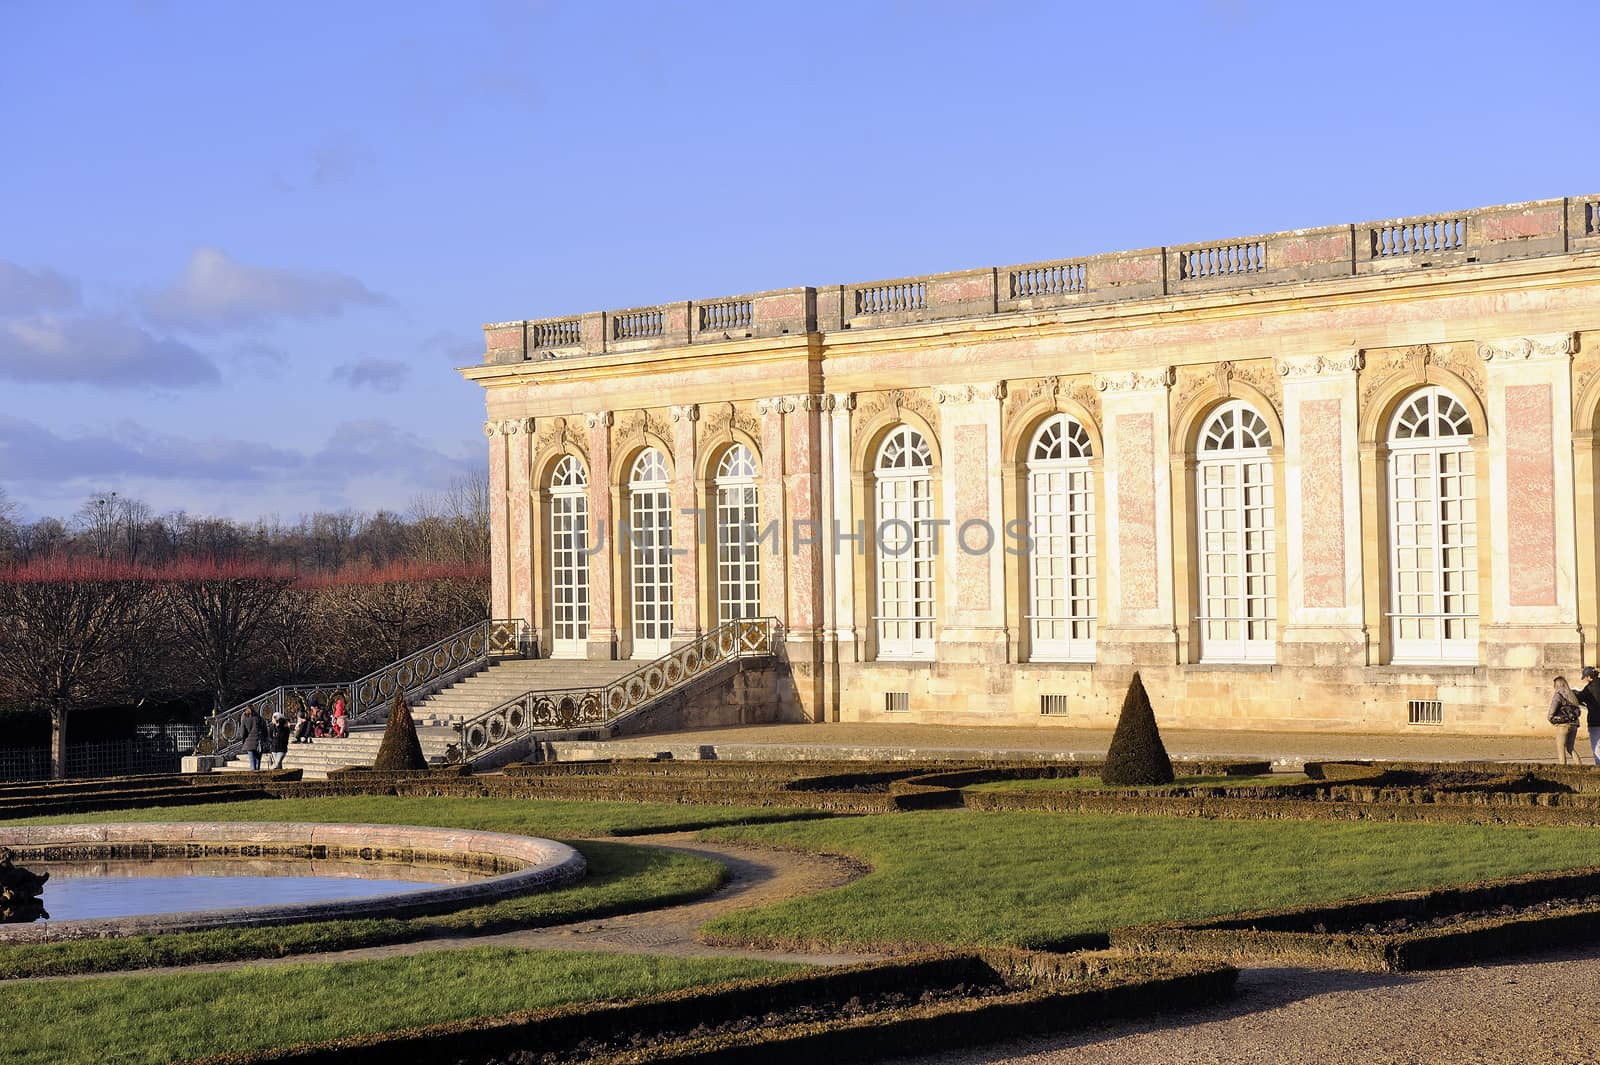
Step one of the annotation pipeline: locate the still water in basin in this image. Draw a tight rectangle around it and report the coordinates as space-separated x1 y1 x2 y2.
33 857 494 922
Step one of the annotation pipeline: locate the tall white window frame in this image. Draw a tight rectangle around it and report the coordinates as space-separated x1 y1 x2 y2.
1195 401 1277 663
627 447 674 658
873 425 935 659
1025 415 1096 661
1386 387 1478 664
548 455 590 658
714 444 761 624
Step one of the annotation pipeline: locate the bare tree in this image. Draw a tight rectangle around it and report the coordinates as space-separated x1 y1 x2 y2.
0 559 160 777
162 559 297 712
410 467 490 565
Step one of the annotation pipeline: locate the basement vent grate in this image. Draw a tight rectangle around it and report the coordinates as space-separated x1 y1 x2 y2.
884 691 910 713
1040 694 1070 716
1408 699 1443 725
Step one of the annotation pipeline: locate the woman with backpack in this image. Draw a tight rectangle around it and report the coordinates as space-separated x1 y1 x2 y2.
1549 676 1584 765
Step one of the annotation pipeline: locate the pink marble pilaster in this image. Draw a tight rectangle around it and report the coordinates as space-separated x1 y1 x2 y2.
1116 413 1157 612
785 399 822 633
487 425 510 618
507 425 533 625
585 414 615 635
1300 399 1346 609
954 423 990 612
1506 383 1558 607
760 402 789 623
671 406 701 637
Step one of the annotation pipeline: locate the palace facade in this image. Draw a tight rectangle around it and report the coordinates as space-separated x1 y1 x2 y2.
463 194 1600 735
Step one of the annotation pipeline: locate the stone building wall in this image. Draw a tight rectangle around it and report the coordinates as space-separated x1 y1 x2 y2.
466 194 1600 736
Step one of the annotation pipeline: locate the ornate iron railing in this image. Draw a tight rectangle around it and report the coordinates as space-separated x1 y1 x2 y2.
453 617 776 764
203 619 527 758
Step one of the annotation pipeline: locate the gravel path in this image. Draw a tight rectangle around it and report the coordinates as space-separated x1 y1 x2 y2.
11 833 873 982
900 947 1600 1065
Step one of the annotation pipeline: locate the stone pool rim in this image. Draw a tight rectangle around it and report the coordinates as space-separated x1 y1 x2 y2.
0 822 586 943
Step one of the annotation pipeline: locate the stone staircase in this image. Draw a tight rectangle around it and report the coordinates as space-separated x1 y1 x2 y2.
213 658 636 779
412 658 638 727
215 724 460 780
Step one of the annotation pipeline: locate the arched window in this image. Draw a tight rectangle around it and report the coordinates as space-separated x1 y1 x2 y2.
1026 415 1095 661
714 444 760 623
548 455 589 657
627 447 673 658
1387 387 1477 663
1195 401 1276 662
874 425 935 658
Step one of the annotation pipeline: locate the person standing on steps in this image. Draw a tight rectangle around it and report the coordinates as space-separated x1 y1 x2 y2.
238 705 266 771
267 711 291 770
1549 676 1584 765
1578 666 1600 766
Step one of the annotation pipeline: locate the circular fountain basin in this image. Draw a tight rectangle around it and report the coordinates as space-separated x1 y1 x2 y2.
0 822 585 943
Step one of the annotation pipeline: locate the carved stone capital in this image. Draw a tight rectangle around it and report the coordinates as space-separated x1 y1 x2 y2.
483 420 498 438
1477 332 1578 362
830 392 857 412
584 411 613 430
935 381 1007 404
757 396 796 417
669 403 700 423
1276 351 1365 377
1094 367 1175 393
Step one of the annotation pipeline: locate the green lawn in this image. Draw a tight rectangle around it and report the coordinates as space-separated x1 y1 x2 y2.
967 773 1304 792
11 794 821 836
700 811 1600 951
5 948 791 1065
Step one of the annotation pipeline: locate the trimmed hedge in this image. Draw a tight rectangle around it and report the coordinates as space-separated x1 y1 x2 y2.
1101 672 1174 786
176 949 1236 1065
1112 865 1600 971
957 785 1600 826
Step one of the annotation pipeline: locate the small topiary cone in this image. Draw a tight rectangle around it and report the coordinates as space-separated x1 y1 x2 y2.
1101 671 1175 786
372 693 429 771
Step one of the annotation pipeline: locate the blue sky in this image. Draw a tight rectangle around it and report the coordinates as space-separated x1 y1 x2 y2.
2 0 1595 521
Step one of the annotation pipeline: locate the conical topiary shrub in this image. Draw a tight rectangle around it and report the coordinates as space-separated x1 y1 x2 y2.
1100 671 1174 786
372 693 429 771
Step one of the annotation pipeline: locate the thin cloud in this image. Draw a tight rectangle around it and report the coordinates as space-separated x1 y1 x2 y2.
0 415 474 516
330 357 411 392
0 415 301 484
0 261 80 315
142 247 386 332
0 312 221 389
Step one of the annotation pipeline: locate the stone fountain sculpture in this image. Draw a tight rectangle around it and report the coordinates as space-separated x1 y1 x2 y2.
0 847 48 922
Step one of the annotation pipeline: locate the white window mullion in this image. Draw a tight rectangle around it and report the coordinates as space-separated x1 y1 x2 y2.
1026 415 1096 662
874 425 935 660
628 449 674 658
1195 402 1275 664
1387 388 1477 665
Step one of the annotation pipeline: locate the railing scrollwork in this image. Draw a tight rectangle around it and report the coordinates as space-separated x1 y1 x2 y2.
454 617 776 764
203 619 528 759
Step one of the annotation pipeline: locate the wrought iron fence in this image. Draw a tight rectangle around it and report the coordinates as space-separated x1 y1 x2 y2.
454 616 776 764
204 619 527 759
0 734 193 782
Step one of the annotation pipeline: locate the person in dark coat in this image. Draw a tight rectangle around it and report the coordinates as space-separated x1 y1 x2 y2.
238 706 266 771
267 712 292 770
1578 665 1600 766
